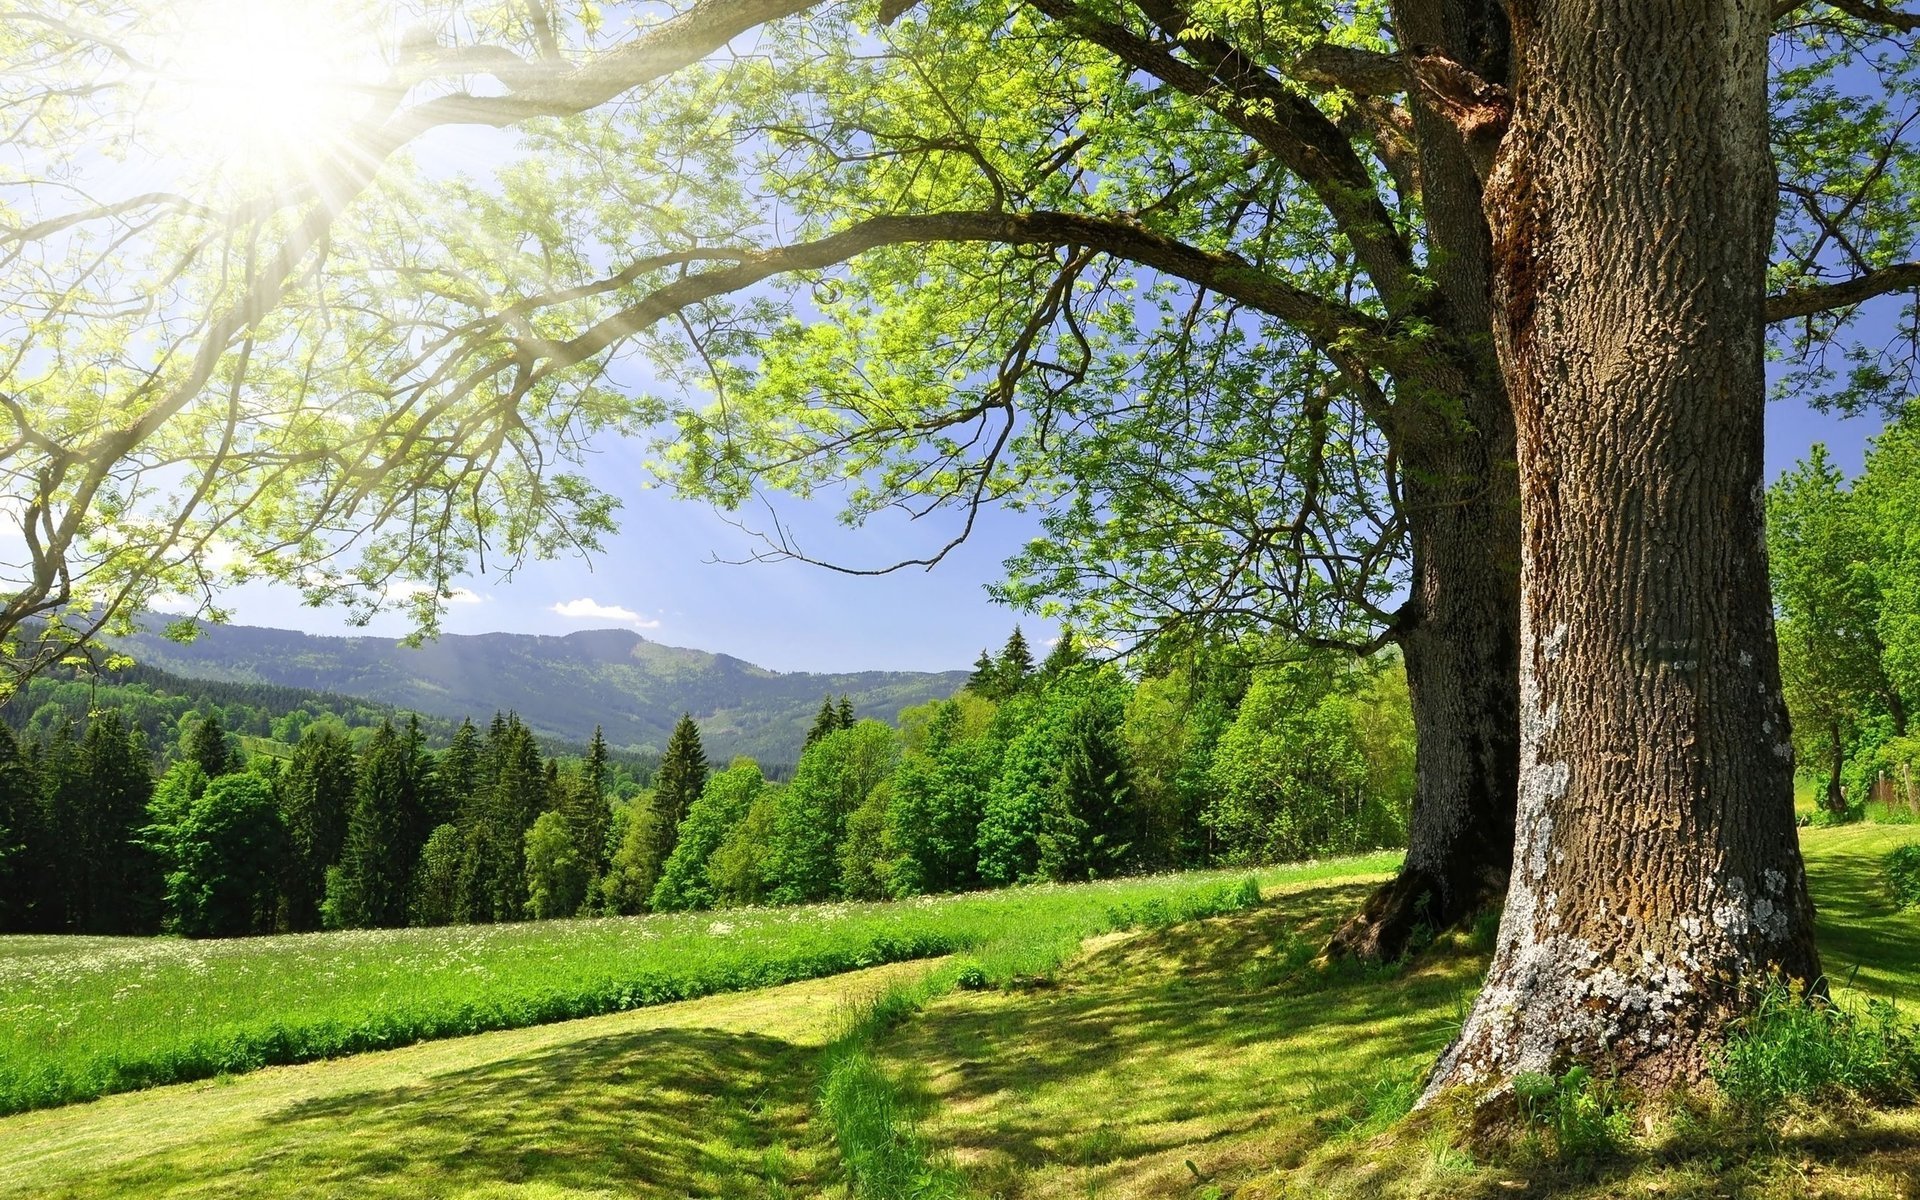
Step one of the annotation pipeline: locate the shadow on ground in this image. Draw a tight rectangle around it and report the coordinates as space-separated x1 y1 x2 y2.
880 831 1920 1200
35 1023 833 1199
875 879 1480 1199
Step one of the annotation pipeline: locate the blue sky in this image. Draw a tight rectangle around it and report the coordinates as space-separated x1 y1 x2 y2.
220 386 1884 675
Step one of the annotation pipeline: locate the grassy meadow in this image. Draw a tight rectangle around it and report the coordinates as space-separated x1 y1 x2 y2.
0 855 1396 1115
4 829 1918 1198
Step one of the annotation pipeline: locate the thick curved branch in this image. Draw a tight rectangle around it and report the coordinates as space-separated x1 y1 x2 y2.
1767 262 1920 321
527 210 1452 390
1290 44 1408 96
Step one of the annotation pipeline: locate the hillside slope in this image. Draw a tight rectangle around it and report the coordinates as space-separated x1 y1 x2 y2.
112 621 969 761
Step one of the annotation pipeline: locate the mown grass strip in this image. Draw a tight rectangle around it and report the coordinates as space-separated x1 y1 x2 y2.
819 875 1270 1198
0 854 1397 1115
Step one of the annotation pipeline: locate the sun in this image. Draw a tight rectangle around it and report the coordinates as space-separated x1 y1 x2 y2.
154 0 383 182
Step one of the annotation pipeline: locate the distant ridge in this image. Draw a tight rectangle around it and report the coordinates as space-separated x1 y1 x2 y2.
111 621 970 764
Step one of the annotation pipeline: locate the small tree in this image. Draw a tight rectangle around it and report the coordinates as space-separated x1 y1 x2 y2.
184 712 240 780
163 775 286 938
410 823 463 927
647 715 708 879
651 760 765 912
997 628 1035 694
524 810 589 919
804 697 840 749
601 801 662 915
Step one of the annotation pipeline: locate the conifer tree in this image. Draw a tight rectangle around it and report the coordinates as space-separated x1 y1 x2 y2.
185 712 240 780
967 650 998 696
837 695 856 730
805 697 840 749
0 724 40 931
998 627 1035 692
277 725 357 931
441 718 484 825
80 712 157 933
564 726 613 879
328 723 413 928
647 715 708 881
1040 629 1086 678
466 718 547 921
1037 683 1136 882
38 720 86 929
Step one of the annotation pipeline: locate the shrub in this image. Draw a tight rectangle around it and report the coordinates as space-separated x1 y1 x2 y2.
1713 984 1920 1111
1887 844 1920 908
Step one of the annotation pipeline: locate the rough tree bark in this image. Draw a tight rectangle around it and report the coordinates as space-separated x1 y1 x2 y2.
1328 0 1522 960
1425 0 1822 1094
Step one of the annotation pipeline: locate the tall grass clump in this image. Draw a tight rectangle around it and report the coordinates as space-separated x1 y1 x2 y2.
1713 983 1920 1112
1 855 1392 1115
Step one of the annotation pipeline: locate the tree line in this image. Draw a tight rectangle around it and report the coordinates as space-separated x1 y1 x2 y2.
1770 410 1920 818
0 627 1413 936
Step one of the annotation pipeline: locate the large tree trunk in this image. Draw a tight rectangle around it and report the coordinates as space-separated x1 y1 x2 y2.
1328 430 1520 961
1328 0 1521 962
1426 0 1821 1095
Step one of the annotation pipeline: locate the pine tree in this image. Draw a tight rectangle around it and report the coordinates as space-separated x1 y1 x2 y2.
38 720 86 930
997 627 1035 693
967 650 998 696
328 723 412 928
277 725 357 932
467 718 547 921
1040 629 1086 678
647 715 708 884
440 719 483 825
837 695 856 730
805 697 840 749
1037 683 1136 882
80 712 157 933
185 712 240 780
0 724 41 931
563 726 613 879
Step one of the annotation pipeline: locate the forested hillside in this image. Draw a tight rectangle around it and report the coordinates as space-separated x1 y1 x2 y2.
110 621 969 762
0 629 1416 940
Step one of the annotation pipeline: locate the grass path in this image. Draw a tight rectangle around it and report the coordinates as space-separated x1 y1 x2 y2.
0 959 934 1199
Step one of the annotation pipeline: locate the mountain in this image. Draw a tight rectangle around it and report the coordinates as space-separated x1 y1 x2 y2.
109 621 970 764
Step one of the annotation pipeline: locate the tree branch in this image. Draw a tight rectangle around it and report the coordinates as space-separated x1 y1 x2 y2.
524 210 1451 389
1766 262 1920 322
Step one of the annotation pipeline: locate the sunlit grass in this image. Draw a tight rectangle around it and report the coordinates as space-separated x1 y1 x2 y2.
864 824 1920 1199
0 854 1400 1115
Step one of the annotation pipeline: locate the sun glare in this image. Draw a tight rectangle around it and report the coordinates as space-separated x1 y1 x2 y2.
156 0 383 182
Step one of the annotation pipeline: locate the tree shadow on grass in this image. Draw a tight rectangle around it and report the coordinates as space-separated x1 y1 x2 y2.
1804 838 1920 1004
878 880 1485 1198
47 1025 833 1199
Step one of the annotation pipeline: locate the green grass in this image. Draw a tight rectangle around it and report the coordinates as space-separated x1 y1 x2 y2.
861 823 1920 1199
0 959 935 1199
0 853 1399 1116
13 831 1911 1200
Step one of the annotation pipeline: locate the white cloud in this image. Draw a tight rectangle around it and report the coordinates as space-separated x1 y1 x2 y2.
383 581 488 605
551 597 660 628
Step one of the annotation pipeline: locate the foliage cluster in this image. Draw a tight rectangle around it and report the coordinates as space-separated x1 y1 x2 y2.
1888 844 1920 907
646 629 1414 914
1770 417 1920 816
